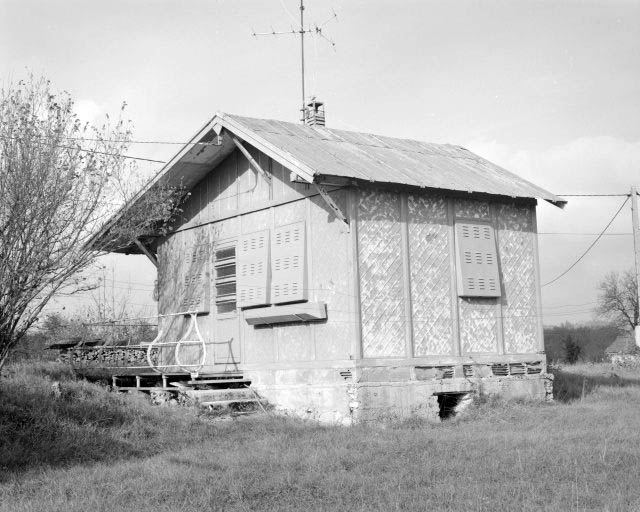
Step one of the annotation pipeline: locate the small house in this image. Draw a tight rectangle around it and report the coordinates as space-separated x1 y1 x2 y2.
605 332 639 364
94 105 565 423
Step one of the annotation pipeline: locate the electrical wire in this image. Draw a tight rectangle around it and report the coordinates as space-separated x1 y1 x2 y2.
0 134 166 163
23 134 218 146
539 232 632 236
541 301 597 309
556 193 630 197
542 196 630 288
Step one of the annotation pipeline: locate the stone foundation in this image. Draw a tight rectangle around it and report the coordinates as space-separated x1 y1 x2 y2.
246 362 553 425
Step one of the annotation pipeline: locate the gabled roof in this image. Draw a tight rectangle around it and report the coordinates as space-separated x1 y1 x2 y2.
605 333 638 354
93 112 566 252
220 114 565 207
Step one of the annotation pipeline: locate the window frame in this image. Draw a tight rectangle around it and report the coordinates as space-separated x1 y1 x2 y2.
213 240 238 317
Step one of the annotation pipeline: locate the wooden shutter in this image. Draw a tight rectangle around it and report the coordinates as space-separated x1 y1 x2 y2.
455 222 501 297
236 230 270 308
180 243 210 312
271 221 307 304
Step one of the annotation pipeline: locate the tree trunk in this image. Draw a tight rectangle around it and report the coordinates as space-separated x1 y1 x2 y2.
0 329 20 372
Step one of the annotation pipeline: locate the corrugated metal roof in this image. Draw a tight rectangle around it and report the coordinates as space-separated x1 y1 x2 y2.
93 112 566 253
222 113 565 207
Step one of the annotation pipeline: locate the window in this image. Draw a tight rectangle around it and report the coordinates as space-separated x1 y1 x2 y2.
214 244 237 314
454 221 501 297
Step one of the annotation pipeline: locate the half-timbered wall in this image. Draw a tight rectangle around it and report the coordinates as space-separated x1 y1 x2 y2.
454 199 500 354
407 194 454 356
356 188 541 361
358 191 405 358
497 203 539 354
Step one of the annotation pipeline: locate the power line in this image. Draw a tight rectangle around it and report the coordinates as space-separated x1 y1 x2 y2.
0 134 166 163
539 232 632 236
541 301 598 309
542 196 630 288
557 193 629 197
15 133 220 146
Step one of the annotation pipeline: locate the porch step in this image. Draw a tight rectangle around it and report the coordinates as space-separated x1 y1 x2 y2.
185 388 254 402
200 398 267 407
187 378 251 385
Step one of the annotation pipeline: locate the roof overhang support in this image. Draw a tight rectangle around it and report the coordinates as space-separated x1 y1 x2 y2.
134 238 158 268
313 183 349 228
231 135 272 186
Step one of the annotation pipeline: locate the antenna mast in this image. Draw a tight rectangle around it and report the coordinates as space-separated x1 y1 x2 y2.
252 0 337 123
300 0 305 119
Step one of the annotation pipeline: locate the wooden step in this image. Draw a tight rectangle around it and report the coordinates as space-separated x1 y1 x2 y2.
114 386 177 392
187 378 250 385
169 382 191 388
200 398 267 407
185 388 254 401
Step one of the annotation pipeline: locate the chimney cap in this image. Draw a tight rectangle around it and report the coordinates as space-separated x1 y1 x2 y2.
304 97 325 127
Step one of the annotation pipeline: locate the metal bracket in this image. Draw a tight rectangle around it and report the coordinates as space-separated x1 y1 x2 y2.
231 135 272 185
314 184 349 228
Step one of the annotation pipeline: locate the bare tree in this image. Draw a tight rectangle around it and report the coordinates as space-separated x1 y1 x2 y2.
0 76 180 369
597 270 639 332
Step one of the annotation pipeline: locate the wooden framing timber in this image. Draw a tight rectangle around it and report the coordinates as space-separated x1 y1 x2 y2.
314 183 349 227
231 135 272 185
134 238 158 267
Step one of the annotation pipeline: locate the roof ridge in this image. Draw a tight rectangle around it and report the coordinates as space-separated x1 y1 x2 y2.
223 112 457 149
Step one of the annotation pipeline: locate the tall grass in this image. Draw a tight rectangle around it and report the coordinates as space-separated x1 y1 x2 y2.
2 361 640 511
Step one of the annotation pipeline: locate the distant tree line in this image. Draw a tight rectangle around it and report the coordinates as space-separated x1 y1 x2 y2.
544 323 621 364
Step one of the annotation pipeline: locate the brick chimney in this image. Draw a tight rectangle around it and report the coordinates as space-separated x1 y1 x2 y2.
304 98 325 127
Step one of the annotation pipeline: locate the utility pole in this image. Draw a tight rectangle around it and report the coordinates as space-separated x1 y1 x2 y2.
631 186 640 346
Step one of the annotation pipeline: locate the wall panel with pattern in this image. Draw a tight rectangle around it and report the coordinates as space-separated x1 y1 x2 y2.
407 195 454 356
498 203 539 353
358 190 405 358
454 199 499 353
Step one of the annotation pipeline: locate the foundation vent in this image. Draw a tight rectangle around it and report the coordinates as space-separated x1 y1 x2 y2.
440 366 455 379
339 370 353 381
415 365 454 380
437 366 454 379
491 363 509 377
489 361 542 377
509 363 526 375
462 365 474 377
526 361 543 374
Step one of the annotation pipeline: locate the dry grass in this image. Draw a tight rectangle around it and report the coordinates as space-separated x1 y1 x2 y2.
1 361 640 511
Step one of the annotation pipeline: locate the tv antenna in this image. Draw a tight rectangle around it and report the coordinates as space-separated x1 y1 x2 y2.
252 0 337 122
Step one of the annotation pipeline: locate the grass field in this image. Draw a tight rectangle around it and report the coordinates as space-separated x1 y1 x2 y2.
1 361 640 512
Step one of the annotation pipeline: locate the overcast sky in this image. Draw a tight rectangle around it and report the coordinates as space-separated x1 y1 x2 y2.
2 0 639 325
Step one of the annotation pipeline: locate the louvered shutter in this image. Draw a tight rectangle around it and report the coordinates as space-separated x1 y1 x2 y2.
271 221 307 304
180 243 210 312
236 230 270 308
455 222 501 297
